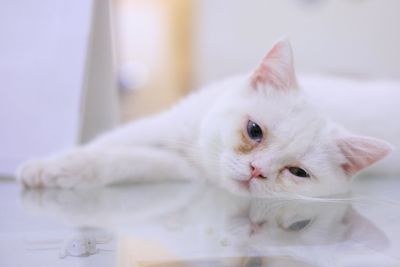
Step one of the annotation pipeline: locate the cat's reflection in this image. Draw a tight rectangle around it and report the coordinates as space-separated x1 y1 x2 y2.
226 197 388 248
20 183 388 265
212 197 388 267
20 182 202 225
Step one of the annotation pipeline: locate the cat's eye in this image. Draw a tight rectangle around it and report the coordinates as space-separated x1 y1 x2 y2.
287 219 311 231
246 120 263 142
288 167 310 178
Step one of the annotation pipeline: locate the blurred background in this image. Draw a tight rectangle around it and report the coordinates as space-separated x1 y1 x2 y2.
115 0 400 120
0 0 399 175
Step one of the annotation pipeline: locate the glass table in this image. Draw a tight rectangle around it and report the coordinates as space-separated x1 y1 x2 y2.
1 176 399 267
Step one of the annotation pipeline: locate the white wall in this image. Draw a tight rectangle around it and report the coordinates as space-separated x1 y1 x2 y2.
193 0 400 85
0 0 118 176
0 0 92 176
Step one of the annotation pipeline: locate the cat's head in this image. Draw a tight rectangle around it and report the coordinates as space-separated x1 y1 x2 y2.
238 198 387 247
200 38 393 197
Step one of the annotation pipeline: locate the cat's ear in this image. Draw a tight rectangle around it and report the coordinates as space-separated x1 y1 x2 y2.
342 207 389 251
337 135 393 176
250 38 297 90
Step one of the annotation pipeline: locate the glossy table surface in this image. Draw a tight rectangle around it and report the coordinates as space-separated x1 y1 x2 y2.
1 176 400 267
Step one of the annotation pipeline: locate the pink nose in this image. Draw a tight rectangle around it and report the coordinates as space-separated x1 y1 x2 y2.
250 164 266 179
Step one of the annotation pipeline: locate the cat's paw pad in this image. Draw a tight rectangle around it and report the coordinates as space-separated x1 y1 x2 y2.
17 154 96 188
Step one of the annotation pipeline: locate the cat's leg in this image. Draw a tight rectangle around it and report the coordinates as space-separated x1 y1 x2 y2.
17 109 200 188
17 146 197 188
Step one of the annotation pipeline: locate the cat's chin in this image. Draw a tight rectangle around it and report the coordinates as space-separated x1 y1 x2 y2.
220 177 352 199
216 178 252 197
218 177 274 197
220 178 282 198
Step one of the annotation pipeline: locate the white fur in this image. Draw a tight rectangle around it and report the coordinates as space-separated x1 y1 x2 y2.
300 74 400 176
17 40 393 197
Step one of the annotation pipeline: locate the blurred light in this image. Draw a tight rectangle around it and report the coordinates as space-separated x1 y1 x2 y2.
115 2 167 71
118 60 150 91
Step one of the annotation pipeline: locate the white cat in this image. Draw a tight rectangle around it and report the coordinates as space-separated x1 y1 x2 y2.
17 39 393 197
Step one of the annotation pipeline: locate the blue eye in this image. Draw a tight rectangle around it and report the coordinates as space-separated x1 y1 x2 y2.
247 120 263 142
288 167 310 178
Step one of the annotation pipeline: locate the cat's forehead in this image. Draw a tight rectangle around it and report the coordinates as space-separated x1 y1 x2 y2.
224 79 333 152
242 91 333 159
246 91 323 134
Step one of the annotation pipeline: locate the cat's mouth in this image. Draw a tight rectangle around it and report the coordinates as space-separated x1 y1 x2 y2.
237 178 254 190
238 180 250 189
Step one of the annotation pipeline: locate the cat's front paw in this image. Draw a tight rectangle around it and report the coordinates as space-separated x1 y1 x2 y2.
17 159 49 188
17 153 97 188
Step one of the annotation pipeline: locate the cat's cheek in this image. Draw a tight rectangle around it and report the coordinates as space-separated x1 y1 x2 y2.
279 170 311 185
220 153 250 181
276 173 294 186
273 173 307 193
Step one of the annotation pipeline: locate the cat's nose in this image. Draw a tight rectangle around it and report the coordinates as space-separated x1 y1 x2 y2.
250 164 266 179
250 221 266 234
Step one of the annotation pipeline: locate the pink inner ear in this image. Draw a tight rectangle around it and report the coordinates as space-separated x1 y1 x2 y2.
250 39 297 90
338 136 392 176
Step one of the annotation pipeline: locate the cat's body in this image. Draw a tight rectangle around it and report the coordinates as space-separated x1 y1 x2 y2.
17 39 393 197
18 77 237 187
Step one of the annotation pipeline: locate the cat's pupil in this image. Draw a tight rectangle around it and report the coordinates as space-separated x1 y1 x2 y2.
288 167 310 178
247 120 263 142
